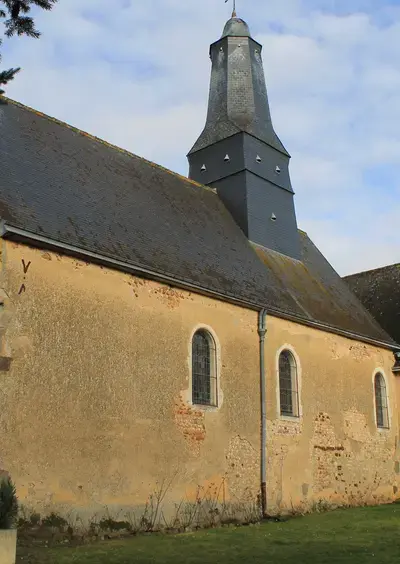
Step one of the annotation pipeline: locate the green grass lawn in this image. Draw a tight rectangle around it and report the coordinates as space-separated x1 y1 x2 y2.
16 504 400 564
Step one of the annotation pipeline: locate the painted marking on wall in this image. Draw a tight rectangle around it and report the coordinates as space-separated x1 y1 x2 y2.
22 259 31 274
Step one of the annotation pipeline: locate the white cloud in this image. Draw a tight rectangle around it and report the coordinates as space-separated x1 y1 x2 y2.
2 0 400 275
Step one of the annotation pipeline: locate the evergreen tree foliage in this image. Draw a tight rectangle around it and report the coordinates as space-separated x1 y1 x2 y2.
0 476 18 529
0 0 57 96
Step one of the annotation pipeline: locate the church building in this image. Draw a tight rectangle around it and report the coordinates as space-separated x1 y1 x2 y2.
0 12 399 522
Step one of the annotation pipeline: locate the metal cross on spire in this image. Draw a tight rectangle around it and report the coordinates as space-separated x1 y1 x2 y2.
225 0 237 18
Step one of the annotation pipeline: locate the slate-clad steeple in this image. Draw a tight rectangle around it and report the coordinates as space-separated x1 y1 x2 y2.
188 14 300 260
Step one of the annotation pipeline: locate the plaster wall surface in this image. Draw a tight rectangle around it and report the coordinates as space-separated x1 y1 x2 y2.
0 241 261 520
265 317 400 511
0 241 398 520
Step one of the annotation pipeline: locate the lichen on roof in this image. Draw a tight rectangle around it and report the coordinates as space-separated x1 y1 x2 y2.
0 98 396 349
2 97 215 196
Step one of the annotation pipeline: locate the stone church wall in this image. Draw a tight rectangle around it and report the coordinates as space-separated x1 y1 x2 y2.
0 240 398 524
265 318 400 512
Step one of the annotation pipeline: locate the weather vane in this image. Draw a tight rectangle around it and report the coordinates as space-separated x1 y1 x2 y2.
225 0 237 18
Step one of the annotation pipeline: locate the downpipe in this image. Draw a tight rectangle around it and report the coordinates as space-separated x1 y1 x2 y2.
258 309 268 518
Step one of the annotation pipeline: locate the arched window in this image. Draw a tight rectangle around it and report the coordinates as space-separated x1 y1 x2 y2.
374 373 389 429
279 350 299 417
192 330 217 406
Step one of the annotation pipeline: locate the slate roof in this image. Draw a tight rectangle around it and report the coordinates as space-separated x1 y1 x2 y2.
344 265 400 346
221 16 251 38
188 18 288 157
0 99 396 349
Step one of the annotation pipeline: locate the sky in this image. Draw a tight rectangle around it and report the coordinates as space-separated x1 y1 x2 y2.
2 0 400 276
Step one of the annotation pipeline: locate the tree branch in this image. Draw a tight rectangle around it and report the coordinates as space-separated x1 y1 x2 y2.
0 0 58 98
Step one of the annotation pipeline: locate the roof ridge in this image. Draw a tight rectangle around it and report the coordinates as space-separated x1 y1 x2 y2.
2 97 216 195
344 262 400 279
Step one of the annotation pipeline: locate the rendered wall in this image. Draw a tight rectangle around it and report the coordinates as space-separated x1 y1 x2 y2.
0 241 261 522
265 318 400 511
0 240 398 522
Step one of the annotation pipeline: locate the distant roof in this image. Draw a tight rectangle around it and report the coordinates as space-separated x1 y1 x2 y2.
344 264 400 346
0 99 395 349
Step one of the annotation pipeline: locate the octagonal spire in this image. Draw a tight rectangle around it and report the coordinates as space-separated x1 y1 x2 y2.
188 13 300 260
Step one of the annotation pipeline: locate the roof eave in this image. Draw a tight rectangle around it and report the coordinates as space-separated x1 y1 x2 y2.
1 222 398 352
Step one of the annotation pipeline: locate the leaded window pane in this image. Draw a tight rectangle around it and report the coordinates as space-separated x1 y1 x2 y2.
192 331 216 406
279 350 299 417
375 373 389 429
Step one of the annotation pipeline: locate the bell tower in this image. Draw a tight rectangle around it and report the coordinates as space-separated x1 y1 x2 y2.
188 13 300 259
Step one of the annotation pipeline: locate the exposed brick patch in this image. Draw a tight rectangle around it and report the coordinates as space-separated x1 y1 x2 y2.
312 413 342 491
269 419 302 436
126 277 147 298
348 344 371 361
174 396 206 456
311 410 396 503
225 436 258 500
314 445 345 452
273 424 301 436
152 286 190 309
